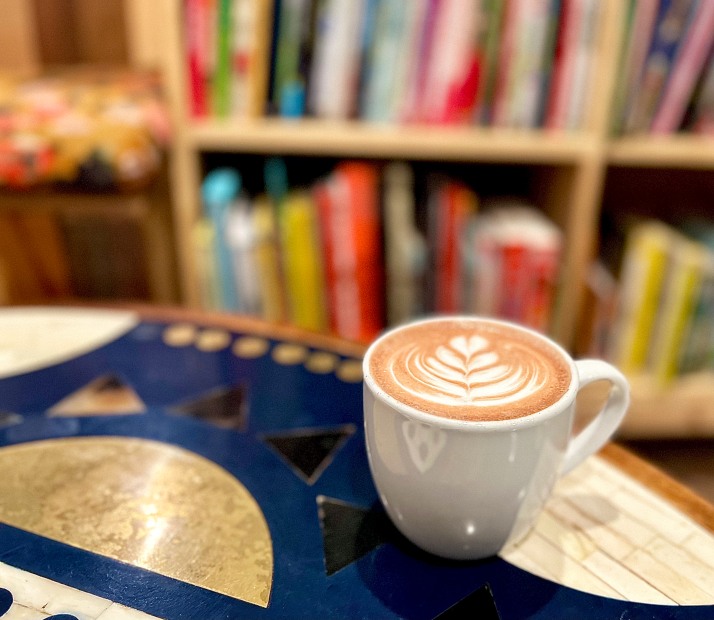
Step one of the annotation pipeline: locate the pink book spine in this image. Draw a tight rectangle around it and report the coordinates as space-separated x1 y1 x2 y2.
650 2 714 133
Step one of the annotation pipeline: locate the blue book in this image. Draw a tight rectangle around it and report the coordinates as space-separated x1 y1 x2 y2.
201 168 242 311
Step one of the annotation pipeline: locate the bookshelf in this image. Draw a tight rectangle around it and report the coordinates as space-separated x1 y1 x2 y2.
137 0 714 439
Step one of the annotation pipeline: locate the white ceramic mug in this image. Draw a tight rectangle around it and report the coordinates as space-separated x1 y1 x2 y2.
363 316 630 560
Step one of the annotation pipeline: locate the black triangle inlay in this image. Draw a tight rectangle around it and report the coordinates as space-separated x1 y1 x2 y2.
317 495 397 576
263 425 355 484
171 383 249 431
434 583 501 620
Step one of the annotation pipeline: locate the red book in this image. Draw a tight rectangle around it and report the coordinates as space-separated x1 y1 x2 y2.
185 0 209 117
432 182 477 313
315 162 384 343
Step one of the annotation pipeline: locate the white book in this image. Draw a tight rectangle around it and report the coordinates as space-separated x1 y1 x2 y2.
309 0 366 119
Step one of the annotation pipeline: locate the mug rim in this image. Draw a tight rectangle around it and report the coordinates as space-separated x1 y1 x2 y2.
362 315 578 432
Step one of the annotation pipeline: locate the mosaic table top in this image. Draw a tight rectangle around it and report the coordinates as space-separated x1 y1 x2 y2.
0 306 712 620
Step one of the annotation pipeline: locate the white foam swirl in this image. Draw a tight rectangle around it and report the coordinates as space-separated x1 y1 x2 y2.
388 334 549 408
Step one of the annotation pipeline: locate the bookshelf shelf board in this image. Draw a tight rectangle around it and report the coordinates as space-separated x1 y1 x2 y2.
608 135 714 169
187 118 595 164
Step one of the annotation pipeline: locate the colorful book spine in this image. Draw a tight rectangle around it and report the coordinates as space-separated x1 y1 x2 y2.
650 0 714 133
491 0 521 126
383 162 427 325
625 0 698 133
648 236 706 383
185 0 209 117
691 53 714 133
608 220 672 375
563 0 600 130
309 0 366 119
420 0 481 124
201 167 242 311
473 0 505 124
316 162 384 343
360 0 409 122
226 196 262 315
279 191 328 332
212 0 232 117
613 0 659 134
678 254 714 374
402 0 441 123
271 0 312 116
544 0 582 129
192 218 221 309
252 195 287 322
429 178 477 313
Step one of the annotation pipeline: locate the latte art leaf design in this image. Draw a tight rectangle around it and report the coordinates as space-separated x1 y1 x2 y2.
391 334 549 408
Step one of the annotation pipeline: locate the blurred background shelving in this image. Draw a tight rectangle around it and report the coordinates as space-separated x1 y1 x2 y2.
3 0 714 455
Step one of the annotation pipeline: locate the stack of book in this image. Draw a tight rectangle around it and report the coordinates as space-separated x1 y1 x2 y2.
587 219 714 384
193 159 564 342
183 0 604 131
612 0 714 135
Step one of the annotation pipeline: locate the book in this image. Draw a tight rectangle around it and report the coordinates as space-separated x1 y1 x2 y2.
562 0 600 130
185 0 210 117
309 0 366 119
278 191 328 332
648 234 708 383
212 0 232 117
360 0 411 123
419 0 482 124
650 1 714 133
401 0 441 123
226 195 262 315
315 161 384 343
201 167 242 311
473 0 506 124
625 0 698 134
252 195 287 322
464 203 561 330
608 220 673 375
192 217 222 309
270 0 315 117
504 0 557 128
228 0 274 117
427 177 478 313
691 52 714 133
544 0 582 129
490 0 521 126
383 162 427 325
545 0 601 130
679 219 714 373
609 0 644 135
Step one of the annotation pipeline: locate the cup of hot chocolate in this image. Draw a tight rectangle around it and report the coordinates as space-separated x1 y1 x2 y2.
363 316 629 560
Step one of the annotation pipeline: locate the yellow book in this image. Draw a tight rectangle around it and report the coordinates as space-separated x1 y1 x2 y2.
252 195 286 322
649 237 707 383
279 191 327 332
192 218 221 310
609 221 672 375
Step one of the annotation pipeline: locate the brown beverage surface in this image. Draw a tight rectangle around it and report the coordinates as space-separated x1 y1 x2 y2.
368 319 571 421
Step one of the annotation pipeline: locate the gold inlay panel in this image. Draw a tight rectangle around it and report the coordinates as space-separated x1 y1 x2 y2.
0 437 273 607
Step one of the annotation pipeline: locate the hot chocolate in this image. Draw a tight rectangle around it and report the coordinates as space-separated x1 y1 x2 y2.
367 318 571 421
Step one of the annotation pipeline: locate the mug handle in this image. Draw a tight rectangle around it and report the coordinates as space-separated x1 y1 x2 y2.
561 359 630 475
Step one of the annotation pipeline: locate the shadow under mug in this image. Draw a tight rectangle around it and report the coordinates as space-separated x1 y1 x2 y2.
362 316 630 560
